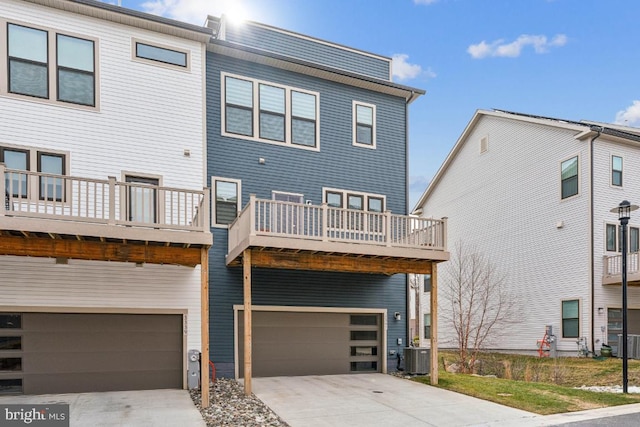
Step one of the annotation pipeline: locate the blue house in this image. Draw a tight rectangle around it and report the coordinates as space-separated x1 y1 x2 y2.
204 16 448 387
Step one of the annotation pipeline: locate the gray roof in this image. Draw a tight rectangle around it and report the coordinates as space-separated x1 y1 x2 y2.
59 0 211 35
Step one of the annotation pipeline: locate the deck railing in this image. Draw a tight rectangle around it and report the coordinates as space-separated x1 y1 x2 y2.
603 253 640 278
1 165 209 232
228 195 447 251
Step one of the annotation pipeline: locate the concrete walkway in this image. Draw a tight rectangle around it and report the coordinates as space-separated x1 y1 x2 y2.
252 374 536 426
0 389 205 427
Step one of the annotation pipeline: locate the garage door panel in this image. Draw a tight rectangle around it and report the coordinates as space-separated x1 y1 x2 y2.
253 326 347 343
25 331 181 352
23 350 181 373
253 312 349 327
250 342 348 361
23 369 182 395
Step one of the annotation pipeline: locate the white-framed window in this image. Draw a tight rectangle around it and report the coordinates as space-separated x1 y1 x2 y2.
353 101 376 149
611 155 623 187
132 38 190 70
423 313 431 340
560 155 579 200
1 144 69 202
323 188 385 212
221 72 320 150
3 21 97 108
605 223 639 253
423 274 431 293
123 174 161 224
212 177 241 227
561 299 579 339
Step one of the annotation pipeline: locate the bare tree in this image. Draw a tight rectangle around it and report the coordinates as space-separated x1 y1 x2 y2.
442 242 517 373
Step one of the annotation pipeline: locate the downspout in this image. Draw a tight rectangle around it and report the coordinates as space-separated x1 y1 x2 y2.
405 91 414 351
589 126 602 353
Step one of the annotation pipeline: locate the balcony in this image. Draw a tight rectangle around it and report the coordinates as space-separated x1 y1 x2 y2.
603 253 640 286
1 166 211 266
227 195 448 274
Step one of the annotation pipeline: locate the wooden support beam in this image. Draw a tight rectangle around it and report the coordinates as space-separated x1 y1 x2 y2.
243 249 252 396
0 235 201 266
430 262 439 385
250 250 433 274
200 247 210 408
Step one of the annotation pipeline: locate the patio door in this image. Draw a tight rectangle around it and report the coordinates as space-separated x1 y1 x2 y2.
126 175 158 223
271 191 303 234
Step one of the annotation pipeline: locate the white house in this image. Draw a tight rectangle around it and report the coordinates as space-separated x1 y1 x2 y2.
414 109 640 356
0 0 212 397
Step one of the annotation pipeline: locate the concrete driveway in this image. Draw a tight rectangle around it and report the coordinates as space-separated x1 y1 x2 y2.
0 389 205 427
252 373 537 427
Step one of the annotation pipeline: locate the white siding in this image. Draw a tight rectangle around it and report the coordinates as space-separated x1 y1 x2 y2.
0 256 202 350
420 114 591 352
0 1 206 353
0 0 205 190
592 137 640 345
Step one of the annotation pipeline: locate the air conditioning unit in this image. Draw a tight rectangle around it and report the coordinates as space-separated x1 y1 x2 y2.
404 347 430 374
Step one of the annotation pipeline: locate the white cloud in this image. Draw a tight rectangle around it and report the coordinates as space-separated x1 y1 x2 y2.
615 101 640 127
392 54 434 82
140 0 242 25
414 0 439 4
467 34 567 59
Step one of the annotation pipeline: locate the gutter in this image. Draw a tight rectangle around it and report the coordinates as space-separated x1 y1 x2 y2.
589 126 603 353
405 90 414 348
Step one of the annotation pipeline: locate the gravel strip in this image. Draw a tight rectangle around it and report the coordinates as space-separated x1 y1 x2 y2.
190 379 290 427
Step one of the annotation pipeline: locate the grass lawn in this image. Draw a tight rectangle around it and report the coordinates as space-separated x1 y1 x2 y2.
410 351 640 415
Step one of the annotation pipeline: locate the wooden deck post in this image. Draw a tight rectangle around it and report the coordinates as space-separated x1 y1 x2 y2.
243 249 252 395
200 247 210 407
430 262 439 385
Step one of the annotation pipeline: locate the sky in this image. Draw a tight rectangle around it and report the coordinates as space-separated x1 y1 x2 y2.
115 0 640 208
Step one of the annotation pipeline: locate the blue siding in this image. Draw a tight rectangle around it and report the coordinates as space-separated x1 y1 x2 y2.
207 52 408 377
225 23 390 81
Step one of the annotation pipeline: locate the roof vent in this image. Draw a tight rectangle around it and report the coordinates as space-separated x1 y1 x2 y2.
480 135 488 153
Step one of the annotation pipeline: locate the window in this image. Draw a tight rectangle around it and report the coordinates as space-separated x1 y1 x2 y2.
612 155 623 187
606 224 617 252
222 73 319 149
0 147 29 198
0 314 21 329
353 101 376 148
212 177 241 227
561 156 578 199
605 223 639 253
2 146 67 203
125 175 159 223
424 274 432 293
135 41 188 68
562 300 579 338
38 152 64 201
323 188 385 213
8 24 48 98
424 313 431 339
57 34 95 105
6 23 96 107
259 84 285 141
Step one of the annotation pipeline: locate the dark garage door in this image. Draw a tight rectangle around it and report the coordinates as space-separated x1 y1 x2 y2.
0 312 183 395
238 310 381 377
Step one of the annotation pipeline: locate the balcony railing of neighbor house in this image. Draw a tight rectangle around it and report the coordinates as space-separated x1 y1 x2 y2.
228 195 447 252
603 253 640 282
1 166 209 232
